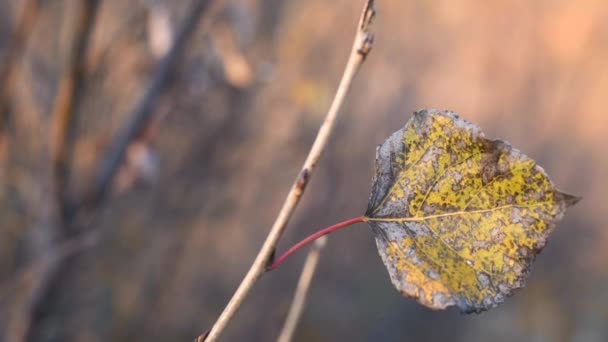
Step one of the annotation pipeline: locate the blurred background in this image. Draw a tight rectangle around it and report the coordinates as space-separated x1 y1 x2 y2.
0 0 606 341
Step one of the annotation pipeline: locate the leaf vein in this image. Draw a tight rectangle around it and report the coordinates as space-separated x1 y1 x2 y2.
366 202 550 222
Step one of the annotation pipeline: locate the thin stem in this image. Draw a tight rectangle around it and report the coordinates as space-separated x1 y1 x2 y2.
276 236 327 342
268 216 365 271
275 216 365 342
199 1 375 341
273 216 365 342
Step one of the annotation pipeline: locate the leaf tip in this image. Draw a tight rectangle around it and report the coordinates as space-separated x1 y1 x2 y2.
557 192 582 207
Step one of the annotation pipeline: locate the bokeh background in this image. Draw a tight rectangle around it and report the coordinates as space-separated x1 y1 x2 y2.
0 0 606 341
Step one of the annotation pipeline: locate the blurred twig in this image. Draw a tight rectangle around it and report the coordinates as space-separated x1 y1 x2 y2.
6 1 101 341
199 1 375 341
2 1 225 341
50 0 101 229
276 236 327 342
88 0 224 209
1 0 223 296
0 0 40 131
5 230 99 342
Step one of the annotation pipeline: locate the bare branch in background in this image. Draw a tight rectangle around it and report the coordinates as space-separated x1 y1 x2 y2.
2 1 226 341
5 230 99 342
199 1 375 341
0 0 40 131
88 0 225 209
5 1 101 341
276 237 327 342
50 0 101 228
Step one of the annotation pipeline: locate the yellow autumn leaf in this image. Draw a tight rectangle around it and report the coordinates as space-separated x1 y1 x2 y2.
364 109 579 313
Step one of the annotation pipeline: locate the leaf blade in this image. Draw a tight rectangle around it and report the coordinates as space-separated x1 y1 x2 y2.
366 109 578 313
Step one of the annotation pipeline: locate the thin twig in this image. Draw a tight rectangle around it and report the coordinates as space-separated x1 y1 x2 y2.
276 236 327 342
0 0 40 131
199 1 375 341
50 0 100 228
272 218 366 341
7 2 100 341
88 0 222 209
0 228 99 304
5 230 99 342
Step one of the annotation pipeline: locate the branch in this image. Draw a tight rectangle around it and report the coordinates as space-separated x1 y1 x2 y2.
7 3 100 340
50 0 100 227
198 1 375 341
87 0 224 209
276 237 327 342
4 230 99 342
2 1 225 340
0 0 40 131
0 0 225 306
